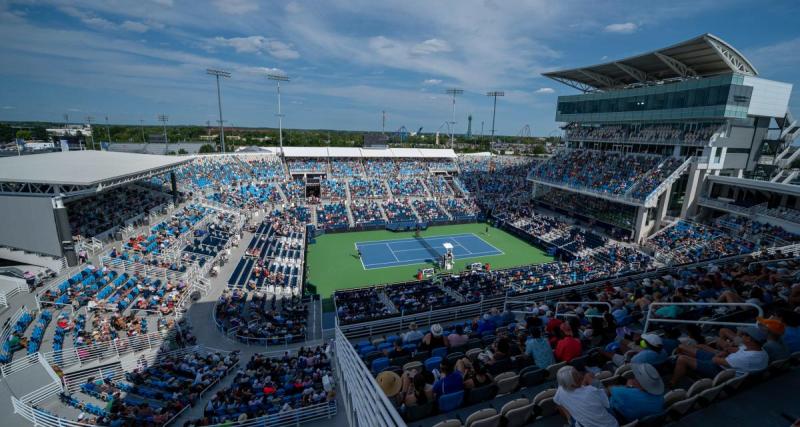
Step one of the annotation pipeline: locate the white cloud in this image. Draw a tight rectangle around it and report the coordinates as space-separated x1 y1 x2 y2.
411 38 451 55
603 22 638 34
423 79 442 85
534 87 555 94
121 20 149 33
285 2 302 14
212 36 299 59
212 0 258 15
150 0 174 6
60 7 115 30
2 106 14 110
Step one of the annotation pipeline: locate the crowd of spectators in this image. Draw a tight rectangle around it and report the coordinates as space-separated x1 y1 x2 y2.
348 178 387 199
566 123 720 145
413 200 449 223
68 186 169 238
287 158 327 173
529 149 664 197
316 202 350 230
382 199 418 223
350 201 385 226
320 179 346 200
388 178 428 197
215 290 308 345
191 346 335 425
646 221 755 264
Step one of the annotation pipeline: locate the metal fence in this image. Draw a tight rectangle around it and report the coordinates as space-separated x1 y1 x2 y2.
643 302 763 333
334 328 404 427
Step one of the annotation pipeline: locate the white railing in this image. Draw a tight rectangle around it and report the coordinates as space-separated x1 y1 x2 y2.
19 381 62 406
207 401 337 427
554 301 612 318
334 328 404 427
643 302 763 333
100 256 188 283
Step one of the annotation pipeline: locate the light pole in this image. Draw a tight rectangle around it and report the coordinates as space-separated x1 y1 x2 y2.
445 88 463 148
104 115 112 145
86 116 95 150
267 72 290 152
206 68 231 153
139 119 146 143
486 91 504 143
158 114 169 154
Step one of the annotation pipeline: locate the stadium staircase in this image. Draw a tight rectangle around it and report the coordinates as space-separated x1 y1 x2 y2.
782 170 799 184
378 203 390 223
641 156 694 208
344 184 356 227
419 179 433 199
377 291 398 314
407 200 423 223
772 111 800 167
437 199 454 221
274 183 289 204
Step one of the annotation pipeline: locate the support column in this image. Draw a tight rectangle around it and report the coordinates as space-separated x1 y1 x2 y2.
633 206 648 244
680 163 704 218
652 186 672 232
53 197 78 266
170 171 178 203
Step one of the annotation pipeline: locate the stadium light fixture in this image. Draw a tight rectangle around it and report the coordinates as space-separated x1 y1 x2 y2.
485 91 504 142
104 115 112 145
206 68 231 153
267 72 290 152
158 114 169 154
85 116 95 150
445 88 463 148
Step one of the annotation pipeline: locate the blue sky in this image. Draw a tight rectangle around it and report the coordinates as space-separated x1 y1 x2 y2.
0 0 799 136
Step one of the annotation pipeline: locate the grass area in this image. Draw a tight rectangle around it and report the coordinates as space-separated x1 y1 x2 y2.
306 223 553 298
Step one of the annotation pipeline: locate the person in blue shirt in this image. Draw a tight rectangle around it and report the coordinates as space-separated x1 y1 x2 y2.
476 314 496 335
609 363 665 423
630 333 668 367
432 359 464 397
525 326 556 369
778 309 800 353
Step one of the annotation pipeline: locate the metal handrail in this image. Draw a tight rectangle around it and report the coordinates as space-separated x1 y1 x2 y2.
554 301 612 318
643 302 763 333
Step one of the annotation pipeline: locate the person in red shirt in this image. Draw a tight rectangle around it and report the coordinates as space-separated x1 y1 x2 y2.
554 322 582 362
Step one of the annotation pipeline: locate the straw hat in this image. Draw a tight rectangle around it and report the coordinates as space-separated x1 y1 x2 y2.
376 371 402 397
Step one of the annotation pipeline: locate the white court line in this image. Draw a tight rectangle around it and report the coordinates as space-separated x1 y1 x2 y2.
361 249 505 269
385 242 400 262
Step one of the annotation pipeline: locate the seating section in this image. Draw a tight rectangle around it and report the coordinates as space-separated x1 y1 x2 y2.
389 178 428 197
67 186 169 238
321 179 347 200
317 202 350 230
288 158 328 173
215 290 308 345
282 179 306 201
331 159 365 177
647 221 755 264
194 346 335 424
414 200 449 223
383 199 418 223
529 149 665 198
351 201 386 227
566 123 720 145
349 178 387 199
62 349 238 425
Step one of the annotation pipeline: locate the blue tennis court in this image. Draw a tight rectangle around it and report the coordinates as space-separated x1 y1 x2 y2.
356 233 503 270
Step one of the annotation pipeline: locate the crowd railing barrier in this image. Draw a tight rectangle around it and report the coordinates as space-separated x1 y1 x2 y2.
643 302 763 333
334 328 404 427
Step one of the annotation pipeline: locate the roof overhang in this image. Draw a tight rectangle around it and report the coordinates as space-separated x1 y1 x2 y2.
707 175 800 197
0 151 189 197
543 34 758 92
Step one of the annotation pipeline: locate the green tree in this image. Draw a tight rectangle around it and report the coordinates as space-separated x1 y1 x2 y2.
199 144 216 154
15 129 32 140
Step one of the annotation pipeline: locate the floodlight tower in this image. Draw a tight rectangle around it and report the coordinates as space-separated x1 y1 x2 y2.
445 88 463 148
158 114 169 154
85 116 95 150
267 72 289 151
104 115 112 144
139 119 146 143
206 68 231 153
486 91 504 142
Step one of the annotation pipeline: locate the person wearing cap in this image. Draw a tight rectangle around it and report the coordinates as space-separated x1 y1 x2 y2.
609 363 665 423
419 323 448 351
630 333 668 366
670 325 768 387
553 365 619 427
758 317 790 362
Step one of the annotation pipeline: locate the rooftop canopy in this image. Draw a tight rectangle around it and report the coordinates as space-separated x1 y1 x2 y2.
279 146 457 159
0 151 189 197
543 33 758 92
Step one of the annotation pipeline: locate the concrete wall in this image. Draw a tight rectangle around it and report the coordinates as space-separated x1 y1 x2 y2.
0 195 62 257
